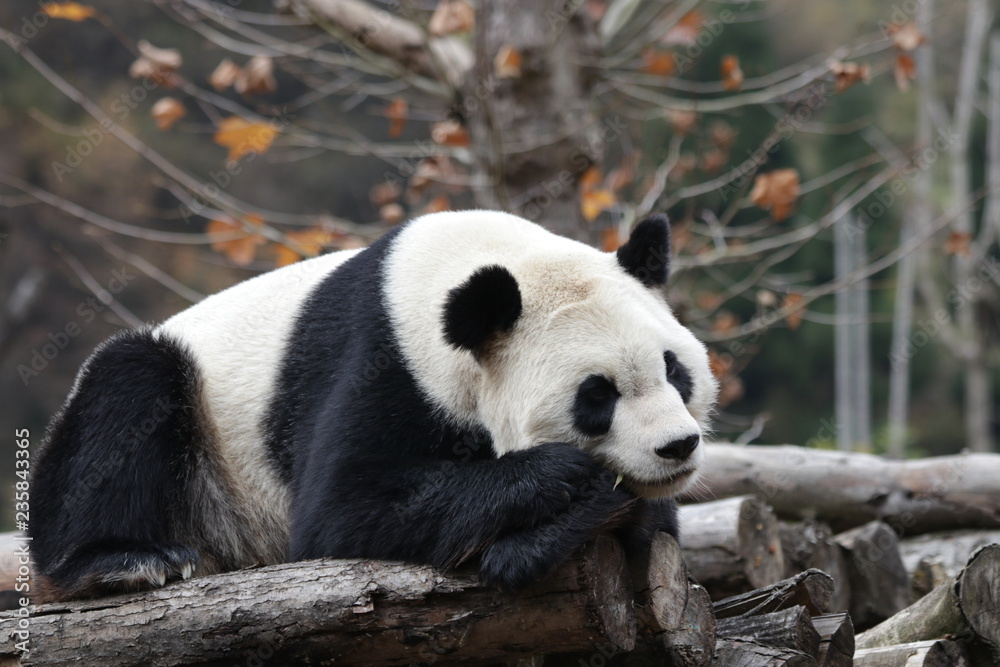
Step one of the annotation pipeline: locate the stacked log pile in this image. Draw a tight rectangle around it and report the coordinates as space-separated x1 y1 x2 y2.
1 444 998 666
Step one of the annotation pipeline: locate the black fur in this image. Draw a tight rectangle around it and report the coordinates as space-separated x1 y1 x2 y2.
664 350 693 403
265 229 638 586
442 265 522 356
29 328 202 600
572 375 619 437
616 214 671 287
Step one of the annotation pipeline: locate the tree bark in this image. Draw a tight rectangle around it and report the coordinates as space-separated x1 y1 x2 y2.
467 0 602 241
711 639 818 666
778 521 850 613
681 444 1000 534
716 606 820 657
678 496 786 600
898 529 1000 590
855 544 1000 660
295 0 473 86
1 538 637 667
712 570 835 621
810 613 854 667
853 640 970 667
835 521 912 630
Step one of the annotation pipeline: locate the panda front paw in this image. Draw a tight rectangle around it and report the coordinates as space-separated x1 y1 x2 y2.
503 442 616 526
479 465 636 589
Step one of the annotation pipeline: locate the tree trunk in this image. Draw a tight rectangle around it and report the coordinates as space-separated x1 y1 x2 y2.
680 444 1000 534
716 606 820 657
2 538 637 667
678 496 786 599
712 570 835 621
811 613 854 667
853 640 970 667
467 0 602 241
855 544 1000 660
778 521 851 613
835 521 912 630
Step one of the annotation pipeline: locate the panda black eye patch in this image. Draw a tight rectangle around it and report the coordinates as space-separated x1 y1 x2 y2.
573 374 619 437
664 351 693 403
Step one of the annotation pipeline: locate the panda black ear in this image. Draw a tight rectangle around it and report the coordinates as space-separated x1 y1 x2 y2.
616 214 671 287
442 265 522 356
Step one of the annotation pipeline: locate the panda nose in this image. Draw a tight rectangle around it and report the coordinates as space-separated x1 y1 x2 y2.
656 434 700 460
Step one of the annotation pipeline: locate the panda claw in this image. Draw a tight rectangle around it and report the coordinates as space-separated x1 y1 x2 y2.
180 561 194 580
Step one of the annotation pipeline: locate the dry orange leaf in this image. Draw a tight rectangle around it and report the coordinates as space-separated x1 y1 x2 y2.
276 227 332 266
209 59 241 91
422 194 451 214
829 61 871 93
41 2 95 21
701 148 727 174
151 97 186 131
428 0 474 36
386 97 407 139
235 55 277 96
128 40 182 87
710 121 737 150
665 108 697 135
712 311 740 335
894 53 916 92
661 11 703 47
708 349 734 379
581 189 616 222
697 292 724 311
750 169 800 221
207 217 265 267
431 119 470 147
494 45 522 79
380 203 406 225
944 231 972 256
642 49 676 77
580 167 603 192
370 181 401 207
721 55 744 91
783 293 804 331
213 116 278 161
887 22 927 52
601 227 622 252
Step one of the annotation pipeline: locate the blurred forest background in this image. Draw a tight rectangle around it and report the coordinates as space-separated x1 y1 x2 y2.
1 0 998 510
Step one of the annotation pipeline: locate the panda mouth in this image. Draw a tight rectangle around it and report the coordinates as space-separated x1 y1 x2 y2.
618 466 697 498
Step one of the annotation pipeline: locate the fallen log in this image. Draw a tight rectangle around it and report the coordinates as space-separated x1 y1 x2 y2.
853 639 970 666
898 530 1000 591
678 496 785 600
681 444 1000 534
715 605 820 657
835 521 911 630
778 521 850 612
712 569 834 620
608 531 716 667
810 613 853 667
855 544 1000 660
0 537 637 667
711 638 817 666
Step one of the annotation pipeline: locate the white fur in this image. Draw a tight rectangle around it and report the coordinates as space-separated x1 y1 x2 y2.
156 249 361 568
384 210 717 499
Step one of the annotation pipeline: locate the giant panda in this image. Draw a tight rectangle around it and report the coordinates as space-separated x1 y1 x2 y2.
30 210 717 601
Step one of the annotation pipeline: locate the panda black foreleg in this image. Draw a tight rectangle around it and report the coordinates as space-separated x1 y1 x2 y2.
290 441 635 587
29 329 200 601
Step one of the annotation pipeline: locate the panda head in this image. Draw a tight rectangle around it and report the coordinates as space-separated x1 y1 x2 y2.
441 214 717 499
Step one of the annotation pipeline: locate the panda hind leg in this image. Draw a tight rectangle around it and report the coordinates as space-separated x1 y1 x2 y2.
29 328 202 601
